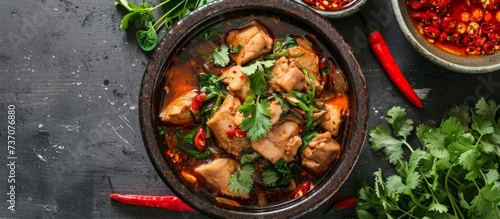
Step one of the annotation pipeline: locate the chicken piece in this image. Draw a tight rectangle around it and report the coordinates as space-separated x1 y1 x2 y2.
225 20 273 65
320 94 348 137
301 132 341 176
206 94 251 156
287 37 323 92
268 56 306 93
251 121 302 164
269 100 283 125
221 65 251 101
159 90 198 125
194 158 249 199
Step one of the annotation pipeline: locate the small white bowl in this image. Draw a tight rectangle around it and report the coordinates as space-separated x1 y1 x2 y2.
293 0 368 19
391 0 500 74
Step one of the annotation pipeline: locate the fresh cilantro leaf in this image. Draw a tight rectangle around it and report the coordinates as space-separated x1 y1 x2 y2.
262 169 279 186
385 106 414 140
241 60 276 75
238 97 272 141
200 73 227 99
368 125 405 165
212 44 230 67
358 99 500 219
240 60 275 95
228 164 255 196
136 23 158 51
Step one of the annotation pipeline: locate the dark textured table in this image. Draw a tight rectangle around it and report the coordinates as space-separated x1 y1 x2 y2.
1 0 499 218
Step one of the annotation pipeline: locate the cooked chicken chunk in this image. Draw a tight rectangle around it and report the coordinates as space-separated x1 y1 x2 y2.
222 65 251 101
159 90 198 125
301 132 341 176
225 20 273 65
206 94 251 156
251 121 302 164
287 36 323 93
320 94 348 137
194 158 249 199
269 100 283 125
268 56 306 92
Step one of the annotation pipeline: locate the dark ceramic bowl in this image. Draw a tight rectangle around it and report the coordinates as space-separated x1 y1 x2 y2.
392 0 500 73
139 0 368 218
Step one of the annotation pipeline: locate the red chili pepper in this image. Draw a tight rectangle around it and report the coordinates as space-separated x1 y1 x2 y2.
288 180 311 199
194 128 206 151
109 194 197 212
366 24 423 108
423 25 441 39
226 129 247 138
191 93 206 111
323 197 356 216
410 12 431 21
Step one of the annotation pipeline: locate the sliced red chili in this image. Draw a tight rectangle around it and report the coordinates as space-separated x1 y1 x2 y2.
191 93 206 111
288 180 311 199
410 12 431 21
194 128 206 152
483 43 495 55
423 26 441 39
441 16 457 33
226 129 247 138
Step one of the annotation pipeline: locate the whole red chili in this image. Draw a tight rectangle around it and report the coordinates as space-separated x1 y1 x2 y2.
109 194 197 212
288 180 311 199
366 24 423 108
226 129 247 138
323 197 356 216
191 93 206 111
194 128 206 151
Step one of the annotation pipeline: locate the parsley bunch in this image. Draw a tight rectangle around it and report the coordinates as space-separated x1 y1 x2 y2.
357 98 500 219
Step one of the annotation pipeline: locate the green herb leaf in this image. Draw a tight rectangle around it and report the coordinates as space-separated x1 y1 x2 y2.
262 169 279 186
238 97 272 141
136 23 157 51
228 164 255 195
212 44 230 67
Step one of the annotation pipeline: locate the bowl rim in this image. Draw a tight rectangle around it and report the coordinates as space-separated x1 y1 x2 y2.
293 0 368 18
138 0 369 218
391 0 500 74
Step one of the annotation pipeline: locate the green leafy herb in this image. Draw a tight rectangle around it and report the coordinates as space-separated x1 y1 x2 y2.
115 0 212 51
178 147 210 159
228 164 255 196
240 152 262 165
357 98 500 219
212 44 230 67
238 96 272 141
182 127 198 145
300 131 318 151
200 73 227 100
240 60 275 95
230 43 243 53
136 23 158 51
262 169 279 186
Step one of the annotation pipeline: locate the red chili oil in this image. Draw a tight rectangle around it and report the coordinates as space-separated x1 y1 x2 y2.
407 0 500 56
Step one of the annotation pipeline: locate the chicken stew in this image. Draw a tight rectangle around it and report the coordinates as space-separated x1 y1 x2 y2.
158 16 349 208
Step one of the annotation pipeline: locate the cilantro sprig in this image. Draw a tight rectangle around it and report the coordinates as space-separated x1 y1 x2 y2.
240 60 275 96
115 0 213 51
228 164 255 196
357 98 500 219
238 96 272 141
